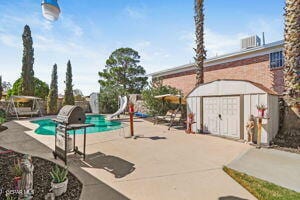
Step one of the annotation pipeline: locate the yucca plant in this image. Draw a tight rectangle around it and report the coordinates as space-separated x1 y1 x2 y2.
50 165 68 183
10 159 23 177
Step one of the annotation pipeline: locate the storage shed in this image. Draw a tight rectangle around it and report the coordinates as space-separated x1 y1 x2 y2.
186 79 279 145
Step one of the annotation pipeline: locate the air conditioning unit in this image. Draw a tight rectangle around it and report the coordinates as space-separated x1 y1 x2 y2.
241 35 261 49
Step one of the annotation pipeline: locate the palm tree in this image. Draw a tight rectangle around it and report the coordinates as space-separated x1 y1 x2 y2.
194 0 206 86
275 0 300 148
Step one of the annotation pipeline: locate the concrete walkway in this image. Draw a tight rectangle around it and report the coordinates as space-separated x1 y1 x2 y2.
0 121 129 200
1 119 257 200
228 148 300 192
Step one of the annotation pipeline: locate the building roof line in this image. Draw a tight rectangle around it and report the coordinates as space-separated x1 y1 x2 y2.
148 40 284 77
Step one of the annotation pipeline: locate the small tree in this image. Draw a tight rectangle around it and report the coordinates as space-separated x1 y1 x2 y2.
0 76 3 100
20 25 35 96
47 64 58 114
142 79 181 115
63 60 75 105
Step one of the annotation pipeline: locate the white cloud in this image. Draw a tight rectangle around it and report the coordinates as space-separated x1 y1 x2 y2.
247 17 283 43
124 6 146 20
60 15 84 37
205 29 247 57
179 29 247 57
0 33 19 48
42 20 53 31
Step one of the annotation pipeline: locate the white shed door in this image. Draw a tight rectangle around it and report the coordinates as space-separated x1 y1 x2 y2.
203 96 240 138
203 97 220 135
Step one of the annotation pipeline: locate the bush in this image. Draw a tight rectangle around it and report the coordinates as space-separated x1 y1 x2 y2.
0 109 6 124
142 79 181 116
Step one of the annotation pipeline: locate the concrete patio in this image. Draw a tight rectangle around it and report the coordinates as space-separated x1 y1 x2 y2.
1 118 256 200
228 147 300 193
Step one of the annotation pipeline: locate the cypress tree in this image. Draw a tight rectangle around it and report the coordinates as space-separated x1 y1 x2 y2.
0 76 3 100
20 25 35 96
47 64 58 114
63 60 75 105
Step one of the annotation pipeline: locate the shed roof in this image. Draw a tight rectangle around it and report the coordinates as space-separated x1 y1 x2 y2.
186 79 278 98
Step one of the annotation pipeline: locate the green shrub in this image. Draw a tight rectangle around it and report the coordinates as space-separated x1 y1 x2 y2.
50 165 68 183
7 77 49 100
0 109 5 124
99 85 125 114
6 194 16 200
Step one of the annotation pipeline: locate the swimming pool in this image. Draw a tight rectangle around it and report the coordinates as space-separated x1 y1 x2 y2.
31 115 122 135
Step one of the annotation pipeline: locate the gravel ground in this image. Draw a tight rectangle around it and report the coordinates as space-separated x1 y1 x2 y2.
0 148 82 200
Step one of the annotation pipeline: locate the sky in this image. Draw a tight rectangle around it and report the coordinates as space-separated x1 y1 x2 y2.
0 0 285 95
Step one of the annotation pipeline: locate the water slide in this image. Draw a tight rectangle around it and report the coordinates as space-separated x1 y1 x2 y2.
108 96 128 120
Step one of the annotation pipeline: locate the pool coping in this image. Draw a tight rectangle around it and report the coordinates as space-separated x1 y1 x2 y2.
29 115 123 136
14 116 127 151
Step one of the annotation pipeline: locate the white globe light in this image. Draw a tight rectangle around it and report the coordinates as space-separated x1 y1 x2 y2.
41 0 60 21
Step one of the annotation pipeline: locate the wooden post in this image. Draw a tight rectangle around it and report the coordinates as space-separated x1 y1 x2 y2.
257 118 262 148
129 103 134 137
83 127 86 160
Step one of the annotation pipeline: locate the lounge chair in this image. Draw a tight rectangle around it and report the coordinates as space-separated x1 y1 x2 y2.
154 110 174 124
135 112 149 118
168 111 183 130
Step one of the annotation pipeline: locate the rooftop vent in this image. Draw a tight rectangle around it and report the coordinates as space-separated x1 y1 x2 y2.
241 35 261 49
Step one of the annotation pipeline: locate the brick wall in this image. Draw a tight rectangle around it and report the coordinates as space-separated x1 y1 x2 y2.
160 54 284 95
162 73 197 95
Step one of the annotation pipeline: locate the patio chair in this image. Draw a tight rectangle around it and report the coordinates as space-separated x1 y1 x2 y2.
168 111 183 130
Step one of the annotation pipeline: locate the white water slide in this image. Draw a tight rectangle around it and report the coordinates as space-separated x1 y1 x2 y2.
108 96 128 120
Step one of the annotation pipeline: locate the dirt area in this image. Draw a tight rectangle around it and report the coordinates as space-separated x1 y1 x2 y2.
0 147 82 200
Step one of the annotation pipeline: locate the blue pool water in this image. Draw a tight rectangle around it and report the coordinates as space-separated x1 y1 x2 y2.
31 115 121 135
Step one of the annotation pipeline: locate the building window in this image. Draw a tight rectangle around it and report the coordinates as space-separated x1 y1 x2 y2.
270 51 284 69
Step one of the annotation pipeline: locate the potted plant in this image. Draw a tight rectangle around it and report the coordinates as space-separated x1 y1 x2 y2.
256 104 267 117
10 159 23 190
50 165 68 197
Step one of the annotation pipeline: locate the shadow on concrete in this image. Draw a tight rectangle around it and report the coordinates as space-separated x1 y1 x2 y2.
79 152 135 178
133 135 167 140
119 119 144 123
219 196 249 200
0 125 8 132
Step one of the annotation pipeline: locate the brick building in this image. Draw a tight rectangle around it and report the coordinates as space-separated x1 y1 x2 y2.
149 39 284 96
